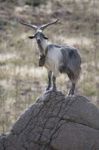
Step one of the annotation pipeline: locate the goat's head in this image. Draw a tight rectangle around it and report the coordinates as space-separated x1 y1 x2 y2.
19 19 59 64
19 19 58 44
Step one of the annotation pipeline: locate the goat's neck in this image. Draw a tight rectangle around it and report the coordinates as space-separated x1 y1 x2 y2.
37 39 49 55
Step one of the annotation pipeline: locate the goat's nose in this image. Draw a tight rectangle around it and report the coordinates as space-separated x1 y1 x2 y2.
37 38 41 43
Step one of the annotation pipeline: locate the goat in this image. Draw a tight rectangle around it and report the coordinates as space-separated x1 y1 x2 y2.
19 19 81 95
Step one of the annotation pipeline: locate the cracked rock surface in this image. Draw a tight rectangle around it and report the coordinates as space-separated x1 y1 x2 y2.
0 91 99 150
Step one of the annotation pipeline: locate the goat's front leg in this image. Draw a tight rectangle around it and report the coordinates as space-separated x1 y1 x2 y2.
68 82 75 95
46 71 52 91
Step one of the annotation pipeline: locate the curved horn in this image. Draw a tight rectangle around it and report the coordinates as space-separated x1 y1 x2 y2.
19 19 38 30
40 19 59 30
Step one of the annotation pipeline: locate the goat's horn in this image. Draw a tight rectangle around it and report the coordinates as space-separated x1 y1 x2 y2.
19 19 38 30
40 19 59 30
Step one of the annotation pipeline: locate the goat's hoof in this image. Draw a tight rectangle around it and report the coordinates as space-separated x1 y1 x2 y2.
67 94 74 97
44 87 56 94
44 88 51 94
68 89 74 96
46 87 50 91
50 87 57 92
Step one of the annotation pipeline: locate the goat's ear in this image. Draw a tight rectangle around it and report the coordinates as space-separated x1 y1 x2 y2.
43 35 48 40
28 35 35 39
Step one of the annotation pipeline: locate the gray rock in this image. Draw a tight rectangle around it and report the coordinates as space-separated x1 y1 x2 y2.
0 91 99 150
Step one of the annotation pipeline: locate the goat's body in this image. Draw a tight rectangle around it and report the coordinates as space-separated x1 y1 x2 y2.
44 44 81 82
45 44 63 76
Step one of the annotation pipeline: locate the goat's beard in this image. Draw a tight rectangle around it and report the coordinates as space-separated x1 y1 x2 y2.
39 55 46 67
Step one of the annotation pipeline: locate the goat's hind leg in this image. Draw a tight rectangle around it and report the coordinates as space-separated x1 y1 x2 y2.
52 75 56 91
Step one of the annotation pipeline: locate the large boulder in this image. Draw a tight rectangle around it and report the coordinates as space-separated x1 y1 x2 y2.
0 91 99 150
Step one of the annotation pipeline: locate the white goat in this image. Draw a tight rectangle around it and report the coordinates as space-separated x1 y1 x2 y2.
20 19 81 95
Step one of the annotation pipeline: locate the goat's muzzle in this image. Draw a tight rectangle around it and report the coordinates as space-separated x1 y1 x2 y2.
37 38 41 44
39 55 46 67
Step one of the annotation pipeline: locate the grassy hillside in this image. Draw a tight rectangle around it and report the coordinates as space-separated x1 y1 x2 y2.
0 0 99 133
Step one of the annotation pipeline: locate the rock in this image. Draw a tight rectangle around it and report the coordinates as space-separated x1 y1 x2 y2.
0 91 99 150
